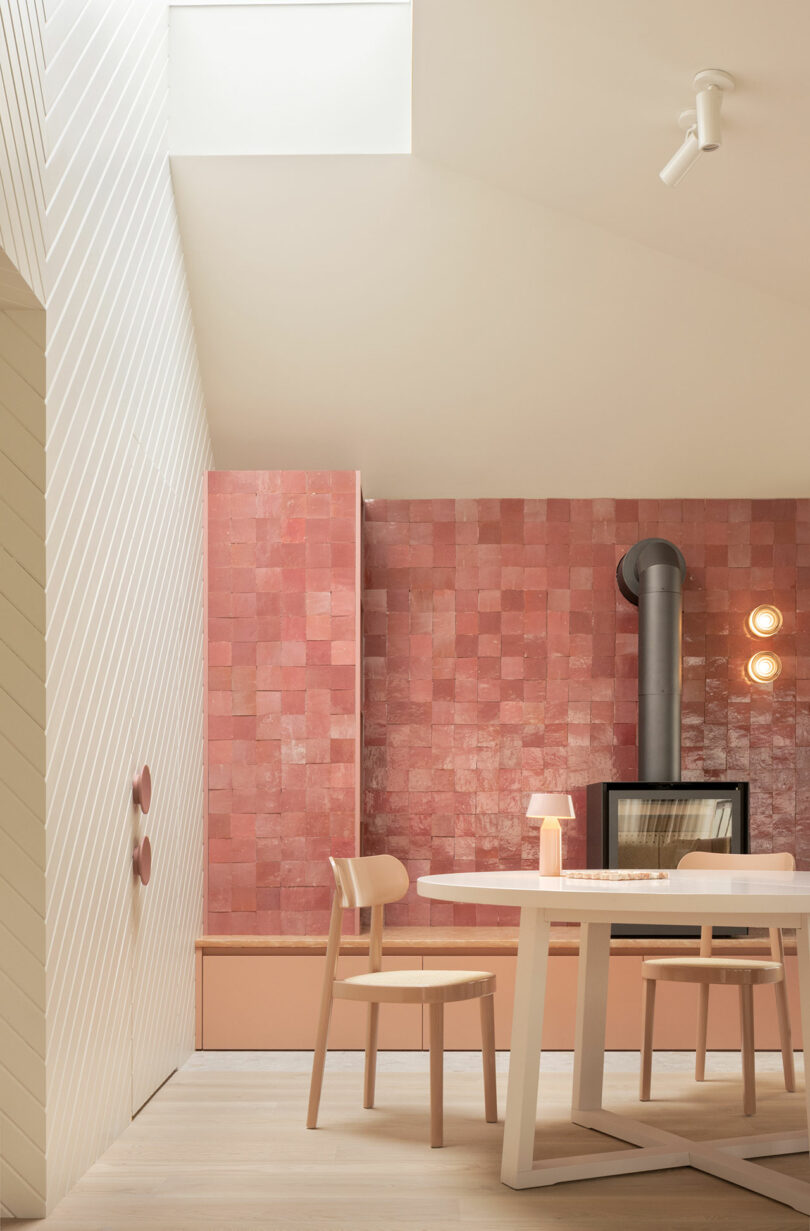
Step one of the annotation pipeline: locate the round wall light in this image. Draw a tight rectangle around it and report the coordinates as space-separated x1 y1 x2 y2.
747 604 783 638
746 650 782 683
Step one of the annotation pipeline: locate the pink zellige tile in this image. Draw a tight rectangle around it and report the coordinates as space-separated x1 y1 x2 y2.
208 490 810 933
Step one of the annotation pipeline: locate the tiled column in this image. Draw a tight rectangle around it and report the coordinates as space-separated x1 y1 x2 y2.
206 470 361 934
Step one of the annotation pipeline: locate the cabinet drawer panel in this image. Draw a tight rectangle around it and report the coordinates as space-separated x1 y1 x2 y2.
202 955 423 1049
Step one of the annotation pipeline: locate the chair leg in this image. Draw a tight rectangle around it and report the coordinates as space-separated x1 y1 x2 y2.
639 977 656 1101
774 979 796 1093
695 983 710 1081
739 985 756 1117
307 988 333 1129
429 1002 444 1148
363 1002 380 1109
479 994 497 1123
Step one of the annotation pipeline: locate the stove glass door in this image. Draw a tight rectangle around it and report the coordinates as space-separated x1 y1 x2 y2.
616 796 733 870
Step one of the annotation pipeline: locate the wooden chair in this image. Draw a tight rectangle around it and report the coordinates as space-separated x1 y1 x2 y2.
640 851 796 1116
307 854 497 1147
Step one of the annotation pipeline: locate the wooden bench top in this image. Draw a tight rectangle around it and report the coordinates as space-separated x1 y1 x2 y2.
196 926 794 958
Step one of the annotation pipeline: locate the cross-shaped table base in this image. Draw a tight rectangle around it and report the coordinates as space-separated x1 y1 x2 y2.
500 912 810 1215
506 1107 810 1214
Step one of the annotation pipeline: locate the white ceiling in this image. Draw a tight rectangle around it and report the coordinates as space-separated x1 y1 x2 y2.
412 0 810 310
172 0 810 495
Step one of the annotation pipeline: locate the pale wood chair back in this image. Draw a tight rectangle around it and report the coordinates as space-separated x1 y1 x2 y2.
330 854 410 909
324 854 410 988
678 851 795 872
678 850 795 961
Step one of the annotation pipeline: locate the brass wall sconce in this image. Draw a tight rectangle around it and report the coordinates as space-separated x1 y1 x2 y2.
747 604 783 638
746 650 782 684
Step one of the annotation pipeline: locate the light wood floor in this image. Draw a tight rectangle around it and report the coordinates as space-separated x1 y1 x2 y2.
8 1066 810 1230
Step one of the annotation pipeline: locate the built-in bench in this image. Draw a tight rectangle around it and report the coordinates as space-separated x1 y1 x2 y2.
195 928 799 1051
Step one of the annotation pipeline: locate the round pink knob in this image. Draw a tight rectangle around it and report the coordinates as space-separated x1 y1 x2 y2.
132 765 151 813
133 836 152 886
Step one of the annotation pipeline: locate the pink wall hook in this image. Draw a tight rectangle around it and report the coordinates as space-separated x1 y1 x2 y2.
133 835 152 886
132 765 152 813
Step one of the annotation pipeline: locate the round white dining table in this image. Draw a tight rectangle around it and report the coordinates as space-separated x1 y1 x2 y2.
417 868 810 1214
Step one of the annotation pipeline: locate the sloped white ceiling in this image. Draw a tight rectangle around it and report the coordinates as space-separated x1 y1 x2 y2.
172 0 810 495
413 0 810 310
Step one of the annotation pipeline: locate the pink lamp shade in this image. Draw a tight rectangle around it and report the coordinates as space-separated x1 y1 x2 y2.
525 792 575 820
132 765 152 813
526 793 574 878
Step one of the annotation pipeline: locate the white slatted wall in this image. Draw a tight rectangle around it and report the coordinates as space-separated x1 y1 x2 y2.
43 0 211 1211
0 0 46 304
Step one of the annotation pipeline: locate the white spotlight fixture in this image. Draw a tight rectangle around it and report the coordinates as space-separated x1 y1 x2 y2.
659 69 735 187
659 109 700 187
693 68 735 151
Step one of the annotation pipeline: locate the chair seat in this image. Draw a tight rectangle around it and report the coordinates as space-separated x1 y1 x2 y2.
333 969 496 1005
642 957 784 986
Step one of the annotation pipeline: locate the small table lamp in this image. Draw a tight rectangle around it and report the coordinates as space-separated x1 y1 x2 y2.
526 793 575 876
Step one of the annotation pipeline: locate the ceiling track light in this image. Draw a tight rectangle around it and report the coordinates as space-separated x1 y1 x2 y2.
659 68 735 187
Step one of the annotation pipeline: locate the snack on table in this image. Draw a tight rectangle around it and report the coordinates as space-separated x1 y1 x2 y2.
564 869 670 881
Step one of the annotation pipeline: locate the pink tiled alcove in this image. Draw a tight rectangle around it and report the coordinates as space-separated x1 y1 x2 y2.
206 471 361 935
207 482 810 934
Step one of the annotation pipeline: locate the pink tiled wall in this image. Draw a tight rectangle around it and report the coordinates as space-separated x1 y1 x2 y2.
206 471 360 935
207 485 810 934
362 498 810 926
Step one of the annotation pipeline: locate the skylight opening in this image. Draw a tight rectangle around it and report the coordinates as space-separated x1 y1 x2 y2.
169 1 413 156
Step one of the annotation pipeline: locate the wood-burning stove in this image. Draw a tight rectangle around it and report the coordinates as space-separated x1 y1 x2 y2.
587 539 749 935
585 781 749 936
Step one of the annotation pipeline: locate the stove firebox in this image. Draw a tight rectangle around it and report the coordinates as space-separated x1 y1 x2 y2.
586 781 749 937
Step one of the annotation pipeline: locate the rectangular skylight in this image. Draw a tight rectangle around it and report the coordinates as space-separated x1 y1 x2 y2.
169 1 412 155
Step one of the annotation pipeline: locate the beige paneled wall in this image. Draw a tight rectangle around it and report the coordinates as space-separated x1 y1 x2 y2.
0 306 46 1217
42 0 212 1214
0 2 47 1215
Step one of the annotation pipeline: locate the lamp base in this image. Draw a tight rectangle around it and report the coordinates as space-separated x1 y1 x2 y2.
538 817 562 877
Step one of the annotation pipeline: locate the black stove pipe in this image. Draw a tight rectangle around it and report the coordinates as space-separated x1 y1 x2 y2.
617 538 687 783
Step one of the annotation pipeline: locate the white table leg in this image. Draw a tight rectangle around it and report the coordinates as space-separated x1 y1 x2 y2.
795 916 810 1136
501 908 550 1187
572 921 611 1115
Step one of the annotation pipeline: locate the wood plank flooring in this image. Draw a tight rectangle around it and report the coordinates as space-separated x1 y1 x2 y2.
7 1065 810 1230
